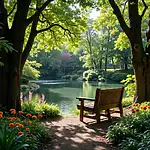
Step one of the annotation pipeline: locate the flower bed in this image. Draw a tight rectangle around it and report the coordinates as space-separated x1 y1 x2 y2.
107 102 150 150
0 109 50 150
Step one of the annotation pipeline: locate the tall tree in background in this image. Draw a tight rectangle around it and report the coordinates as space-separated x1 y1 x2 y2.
106 0 150 102
0 0 91 110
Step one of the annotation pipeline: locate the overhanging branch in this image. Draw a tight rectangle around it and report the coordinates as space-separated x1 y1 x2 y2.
108 0 130 37
141 0 148 19
26 0 54 25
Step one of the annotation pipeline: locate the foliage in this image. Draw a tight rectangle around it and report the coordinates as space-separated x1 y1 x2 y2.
0 38 15 66
110 72 128 82
83 69 98 81
107 103 150 149
31 49 83 80
121 74 136 97
22 60 41 80
0 108 48 149
21 92 60 117
71 74 80 80
122 97 133 107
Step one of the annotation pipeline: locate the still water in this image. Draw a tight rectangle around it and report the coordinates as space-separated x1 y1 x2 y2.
36 81 123 115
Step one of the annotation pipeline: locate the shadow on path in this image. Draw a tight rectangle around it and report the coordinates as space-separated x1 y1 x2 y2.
43 116 119 150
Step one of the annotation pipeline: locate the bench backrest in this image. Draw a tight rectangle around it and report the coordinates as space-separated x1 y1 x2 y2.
94 87 124 110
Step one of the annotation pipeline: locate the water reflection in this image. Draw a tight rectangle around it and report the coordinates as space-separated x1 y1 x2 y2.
37 81 122 114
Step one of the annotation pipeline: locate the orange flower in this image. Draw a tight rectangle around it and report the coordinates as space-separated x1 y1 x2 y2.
9 123 15 128
10 109 16 112
0 111 3 115
10 110 16 115
18 132 24 136
142 106 147 110
27 121 32 124
133 103 139 107
18 111 24 115
15 123 20 126
32 115 37 119
0 114 3 119
136 109 139 112
18 124 24 128
38 114 43 119
26 128 30 132
8 117 13 122
132 109 136 113
26 113 32 118
148 106 150 109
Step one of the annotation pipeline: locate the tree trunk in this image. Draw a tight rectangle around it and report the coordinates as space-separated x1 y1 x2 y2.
0 50 21 110
124 63 128 70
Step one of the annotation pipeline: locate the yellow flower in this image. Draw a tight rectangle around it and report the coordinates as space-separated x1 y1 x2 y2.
9 123 15 128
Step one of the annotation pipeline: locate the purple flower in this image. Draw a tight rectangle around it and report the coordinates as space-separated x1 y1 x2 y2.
24 97 28 102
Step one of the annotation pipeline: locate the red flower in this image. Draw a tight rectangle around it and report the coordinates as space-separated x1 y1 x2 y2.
142 106 147 110
132 109 136 113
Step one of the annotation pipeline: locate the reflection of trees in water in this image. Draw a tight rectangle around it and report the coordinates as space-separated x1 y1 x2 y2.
82 82 96 98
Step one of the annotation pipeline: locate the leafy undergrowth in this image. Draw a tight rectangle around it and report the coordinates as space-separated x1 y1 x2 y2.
107 102 150 150
0 109 51 150
21 92 60 118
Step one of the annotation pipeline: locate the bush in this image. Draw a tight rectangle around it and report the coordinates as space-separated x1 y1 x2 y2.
21 77 29 84
107 102 150 149
83 70 98 81
71 74 79 80
110 72 128 82
21 93 60 117
61 75 71 80
122 97 133 107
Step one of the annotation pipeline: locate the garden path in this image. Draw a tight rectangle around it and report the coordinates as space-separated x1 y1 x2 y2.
40 108 131 150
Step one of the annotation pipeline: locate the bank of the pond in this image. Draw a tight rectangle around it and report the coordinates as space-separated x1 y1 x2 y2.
31 80 124 115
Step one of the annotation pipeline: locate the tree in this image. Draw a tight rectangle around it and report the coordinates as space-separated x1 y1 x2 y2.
106 0 150 102
0 0 91 110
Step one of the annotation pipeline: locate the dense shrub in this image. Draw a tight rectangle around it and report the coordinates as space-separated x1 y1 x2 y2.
107 102 150 149
122 97 133 107
103 71 114 79
61 75 72 80
83 70 98 81
110 72 128 82
21 77 29 84
71 74 79 80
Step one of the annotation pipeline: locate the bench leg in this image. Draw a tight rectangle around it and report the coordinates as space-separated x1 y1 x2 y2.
106 109 111 121
80 109 83 122
119 106 123 117
96 111 100 123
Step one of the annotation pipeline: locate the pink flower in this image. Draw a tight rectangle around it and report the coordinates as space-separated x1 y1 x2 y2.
20 92 23 100
42 94 45 101
29 92 32 100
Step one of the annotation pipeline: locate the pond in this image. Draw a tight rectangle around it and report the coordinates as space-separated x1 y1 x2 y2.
35 80 123 115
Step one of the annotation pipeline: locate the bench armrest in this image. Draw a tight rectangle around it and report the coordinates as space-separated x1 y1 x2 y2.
76 97 95 101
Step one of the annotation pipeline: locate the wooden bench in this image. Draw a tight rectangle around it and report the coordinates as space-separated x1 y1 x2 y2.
76 87 124 123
